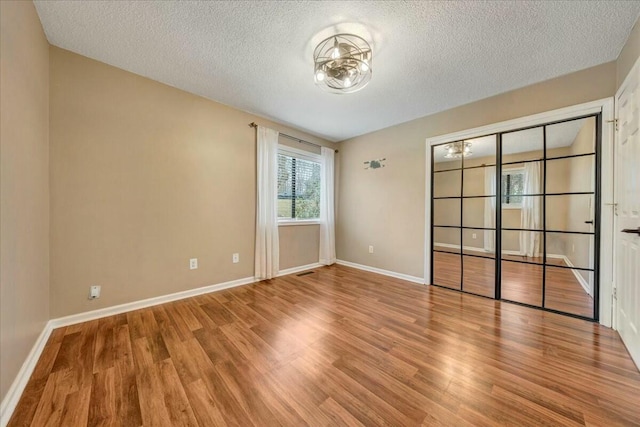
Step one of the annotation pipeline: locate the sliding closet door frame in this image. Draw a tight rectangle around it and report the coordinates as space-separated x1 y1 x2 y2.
424 98 615 326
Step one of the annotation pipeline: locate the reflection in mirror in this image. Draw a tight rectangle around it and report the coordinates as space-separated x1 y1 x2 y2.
463 167 496 197
462 256 495 298
502 127 543 165
546 156 595 194
461 134 497 167
433 199 460 227
433 227 460 254
546 194 595 232
433 134 496 170
501 195 543 227
433 252 461 290
546 232 594 271
501 261 543 307
546 117 595 158
545 266 594 317
501 230 544 264
462 229 495 258
463 198 486 229
433 142 462 171
433 169 461 198
502 162 543 201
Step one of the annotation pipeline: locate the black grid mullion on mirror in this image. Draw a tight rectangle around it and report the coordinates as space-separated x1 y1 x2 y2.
430 145 434 286
546 152 596 162
495 134 501 300
459 163 497 171
434 226 498 231
433 167 463 173
542 125 547 308
460 145 464 292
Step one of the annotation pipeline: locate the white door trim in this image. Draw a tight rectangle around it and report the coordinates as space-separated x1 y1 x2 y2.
424 98 615 326
612 55 640 369
612 55 640 332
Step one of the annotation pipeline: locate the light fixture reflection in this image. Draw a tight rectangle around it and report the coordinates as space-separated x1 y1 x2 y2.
443 141 473 158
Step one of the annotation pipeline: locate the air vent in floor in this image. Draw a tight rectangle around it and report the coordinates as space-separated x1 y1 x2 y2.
297 271 315 277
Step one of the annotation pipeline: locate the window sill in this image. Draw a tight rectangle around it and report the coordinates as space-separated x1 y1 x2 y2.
278 220 321 226
502 205 522 210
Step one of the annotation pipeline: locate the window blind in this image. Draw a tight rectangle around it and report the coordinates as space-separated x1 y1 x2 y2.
277 153 321 219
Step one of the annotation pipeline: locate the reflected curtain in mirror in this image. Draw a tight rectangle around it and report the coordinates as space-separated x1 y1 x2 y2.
484 166 496 253
520 161 542 257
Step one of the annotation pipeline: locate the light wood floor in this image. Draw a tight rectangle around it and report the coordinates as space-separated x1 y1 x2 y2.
9 265 639 426
433 250 594 317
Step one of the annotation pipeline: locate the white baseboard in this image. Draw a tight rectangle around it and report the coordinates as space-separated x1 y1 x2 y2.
562 256 592 296
336 260 424 285
0 322 53 427
50 276 256 329
277 262 323 277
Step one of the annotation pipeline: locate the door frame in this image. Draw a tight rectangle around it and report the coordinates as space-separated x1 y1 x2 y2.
612 55 640 336
424 98 615 326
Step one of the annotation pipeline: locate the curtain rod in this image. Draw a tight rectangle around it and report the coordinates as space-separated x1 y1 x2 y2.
249 122 337 153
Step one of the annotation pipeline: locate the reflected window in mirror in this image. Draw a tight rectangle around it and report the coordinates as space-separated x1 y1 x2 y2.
502 168 524 208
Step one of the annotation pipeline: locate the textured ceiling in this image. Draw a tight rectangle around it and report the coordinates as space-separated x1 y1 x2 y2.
34 1 640 142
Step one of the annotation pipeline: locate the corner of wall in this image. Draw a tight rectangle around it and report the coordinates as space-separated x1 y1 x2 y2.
617 15 640 89
0 0 51 410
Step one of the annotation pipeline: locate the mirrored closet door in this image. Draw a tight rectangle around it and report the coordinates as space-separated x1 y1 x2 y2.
430 115 599 320
432 135 497 298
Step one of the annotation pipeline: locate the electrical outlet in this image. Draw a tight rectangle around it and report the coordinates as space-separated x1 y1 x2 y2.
472 233 477 239
89 285 101 299
232 253 239 264
368 245 374 254
190 258 198 270
572 244 575 253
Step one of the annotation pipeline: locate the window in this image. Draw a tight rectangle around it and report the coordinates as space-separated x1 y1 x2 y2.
277 149 321 221
502 169 524 207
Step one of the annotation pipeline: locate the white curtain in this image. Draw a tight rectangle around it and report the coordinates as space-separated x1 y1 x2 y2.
255 126 280 279
484 166 496 253
319 147 336 265
520 161 542 257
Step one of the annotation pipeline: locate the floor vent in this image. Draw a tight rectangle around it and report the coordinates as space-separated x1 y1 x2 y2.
297 271 315 277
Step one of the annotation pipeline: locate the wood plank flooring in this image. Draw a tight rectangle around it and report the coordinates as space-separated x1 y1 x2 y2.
9 264 640 426
433 249 594 317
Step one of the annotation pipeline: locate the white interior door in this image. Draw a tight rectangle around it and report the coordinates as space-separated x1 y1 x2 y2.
614 58 640 370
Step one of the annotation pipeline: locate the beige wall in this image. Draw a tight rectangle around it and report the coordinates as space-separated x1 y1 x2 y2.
617 17 640 89
49 47 334 317
0 1 50 401
278 225 321 270
337 62 616 278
